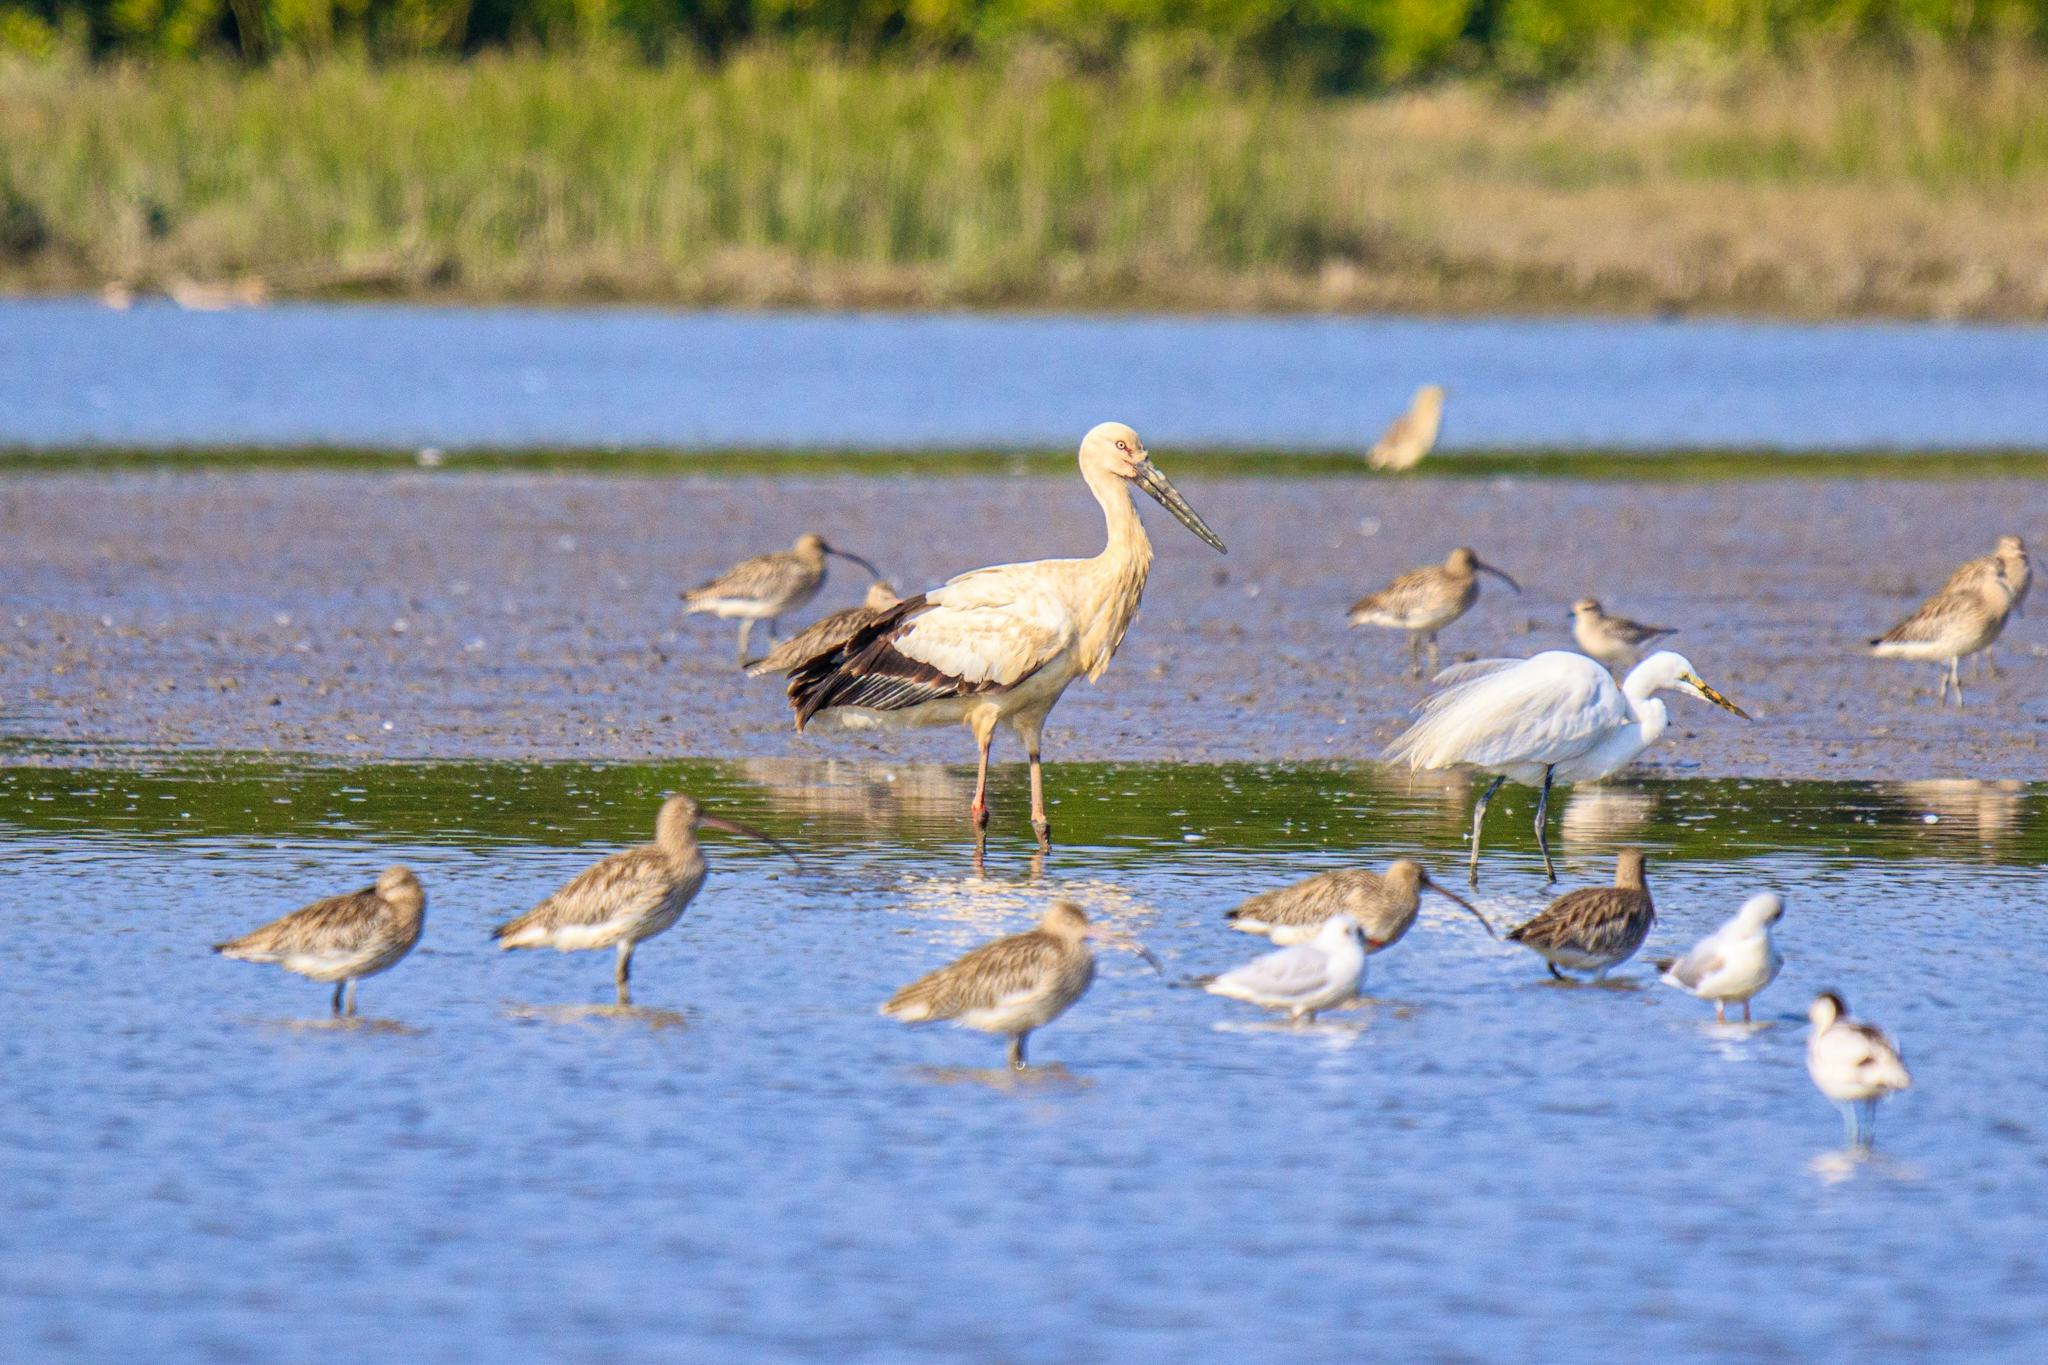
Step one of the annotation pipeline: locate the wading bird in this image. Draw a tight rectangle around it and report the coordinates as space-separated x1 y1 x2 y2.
1206 914 1369 1023
1224 858 1494 948
881 900 1153 1070
214 866 426 1017
1350 547 1521 679
1367 384 1445 471
1869 563 2013 708
1656 891 1784 1023
778 422 1226 848
493 795 794 1005
1387 650 1749 883
1806 991 1911 1149
1570 597 1678 673
744 581 900 677
1506 848 1654 981
1940 534 2030 679
684 533 882 665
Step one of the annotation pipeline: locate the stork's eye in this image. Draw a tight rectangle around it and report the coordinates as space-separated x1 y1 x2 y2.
1115 440 1130 452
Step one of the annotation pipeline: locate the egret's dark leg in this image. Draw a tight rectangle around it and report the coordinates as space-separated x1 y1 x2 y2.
1468 775 1506 885
331 981 345 1016
1534 765 1558 883
615 941 634 1006
1008 1033 1028 1071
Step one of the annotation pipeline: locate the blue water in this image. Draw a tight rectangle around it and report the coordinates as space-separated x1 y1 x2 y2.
3 298 2044 449
3 765 2044 1361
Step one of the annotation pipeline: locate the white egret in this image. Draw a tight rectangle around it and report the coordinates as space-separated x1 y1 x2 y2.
1386 650 1749 883
1806 991 1911 1149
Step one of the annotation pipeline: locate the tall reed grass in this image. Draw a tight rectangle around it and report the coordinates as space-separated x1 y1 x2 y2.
2 47 2045 316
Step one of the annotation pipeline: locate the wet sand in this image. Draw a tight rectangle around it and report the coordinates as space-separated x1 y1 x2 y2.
1 470 2043 777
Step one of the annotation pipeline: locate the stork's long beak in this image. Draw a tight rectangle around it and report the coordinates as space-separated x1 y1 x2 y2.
1088 926 1168 977
1478 562 1521 593
699 814 804 868
823 545 883 579
1132 457 1227 554
1684 672 1752 721
1422 876 1498 938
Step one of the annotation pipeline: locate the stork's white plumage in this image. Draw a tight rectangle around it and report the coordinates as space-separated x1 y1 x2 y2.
1387 649 1749 884
779 422 1226 847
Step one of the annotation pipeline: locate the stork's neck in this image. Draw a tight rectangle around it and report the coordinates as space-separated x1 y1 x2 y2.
1077 461 1154 679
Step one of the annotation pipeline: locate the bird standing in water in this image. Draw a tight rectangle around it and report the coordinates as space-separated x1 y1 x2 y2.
684 533 882 665
1656 891 1785 1022
1224 858 1494 948
215 866 426 1017
1506 849 1655 981
1206 914 1370 1023
1806 991 1911 1149
778 422 1226 849
493 795 794 1005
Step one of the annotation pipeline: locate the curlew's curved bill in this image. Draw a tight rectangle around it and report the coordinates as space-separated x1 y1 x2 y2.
699 813 803 868
823 544 882 579
1132 459 1226 554
1422 875 1497 938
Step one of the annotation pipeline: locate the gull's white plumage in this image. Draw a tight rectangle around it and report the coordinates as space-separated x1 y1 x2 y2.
1205 914 1368 1022
1658 892 1785 1022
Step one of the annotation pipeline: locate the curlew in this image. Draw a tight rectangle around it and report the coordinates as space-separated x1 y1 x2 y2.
1939 534 2030 679
493 795 794 1005
684 533 882 665
881 900 1145 1069
1570 597 1678 674
744 581 900 677
1224 858 1494 948
1807 991 1911 1149
1656 892 1785 1023
1506 848 1655 981
1387 650 1748 883
1367 384 1446 471
1870 562 2012 708
1350 547 1520 679
776 422 1225 848
1205 914 1370 1023
214 866 426 1016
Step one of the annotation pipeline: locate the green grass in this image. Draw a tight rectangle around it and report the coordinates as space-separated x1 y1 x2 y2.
3 48 2048 318
7 445 2048 480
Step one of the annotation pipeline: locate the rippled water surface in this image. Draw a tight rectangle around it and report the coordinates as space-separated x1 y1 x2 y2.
4 758 2044 1360
6 299 2046 449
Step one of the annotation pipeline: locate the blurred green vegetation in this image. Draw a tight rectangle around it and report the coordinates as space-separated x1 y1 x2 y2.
0 2 2044 85
0 754 2039 870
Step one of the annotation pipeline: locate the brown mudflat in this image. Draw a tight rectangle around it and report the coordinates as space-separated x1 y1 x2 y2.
1 470 2044 777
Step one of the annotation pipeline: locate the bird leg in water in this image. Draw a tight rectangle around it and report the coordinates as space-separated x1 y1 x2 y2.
1467 774 1506 885
331 981 345 1016
734 618 754 667
343 979 359 1018
1533 765 1558 883
1008 1033 1028 1071
1028 748 1051 850
970 718 996 832
615 941 634 1006
1715 1000 1727 1024
1949 656 1964 709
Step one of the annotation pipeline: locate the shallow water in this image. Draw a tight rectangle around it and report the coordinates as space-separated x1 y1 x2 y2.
7 299 2047 449
3 758 2044 1360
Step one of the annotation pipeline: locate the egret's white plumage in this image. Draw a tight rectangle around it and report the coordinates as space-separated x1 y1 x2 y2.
1657 892 1785 1022
1807 991 1911 1149
1205 914 1369 1022
779 422 1226 847
1387 649 1749 883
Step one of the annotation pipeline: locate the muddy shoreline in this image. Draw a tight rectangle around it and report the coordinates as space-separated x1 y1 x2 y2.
2 471 2043 779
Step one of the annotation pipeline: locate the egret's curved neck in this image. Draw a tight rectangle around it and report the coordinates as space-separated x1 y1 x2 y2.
1627 694 1670 749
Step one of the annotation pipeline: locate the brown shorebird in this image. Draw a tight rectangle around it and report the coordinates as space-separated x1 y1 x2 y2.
1570 597 1678 673
214 866 426 1016
1870 560 2014 707
744 581 900 677
1224 858 1495 948
1807 991 1912 1149
1206 914 1370 1022
1367 384 1446 471
1506 848 1655 980
882 900 1149 1069
1350 547 1520 678
1940 534 2030 677
783 422 1225 850
683 533 882 665
493 795 794 1005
